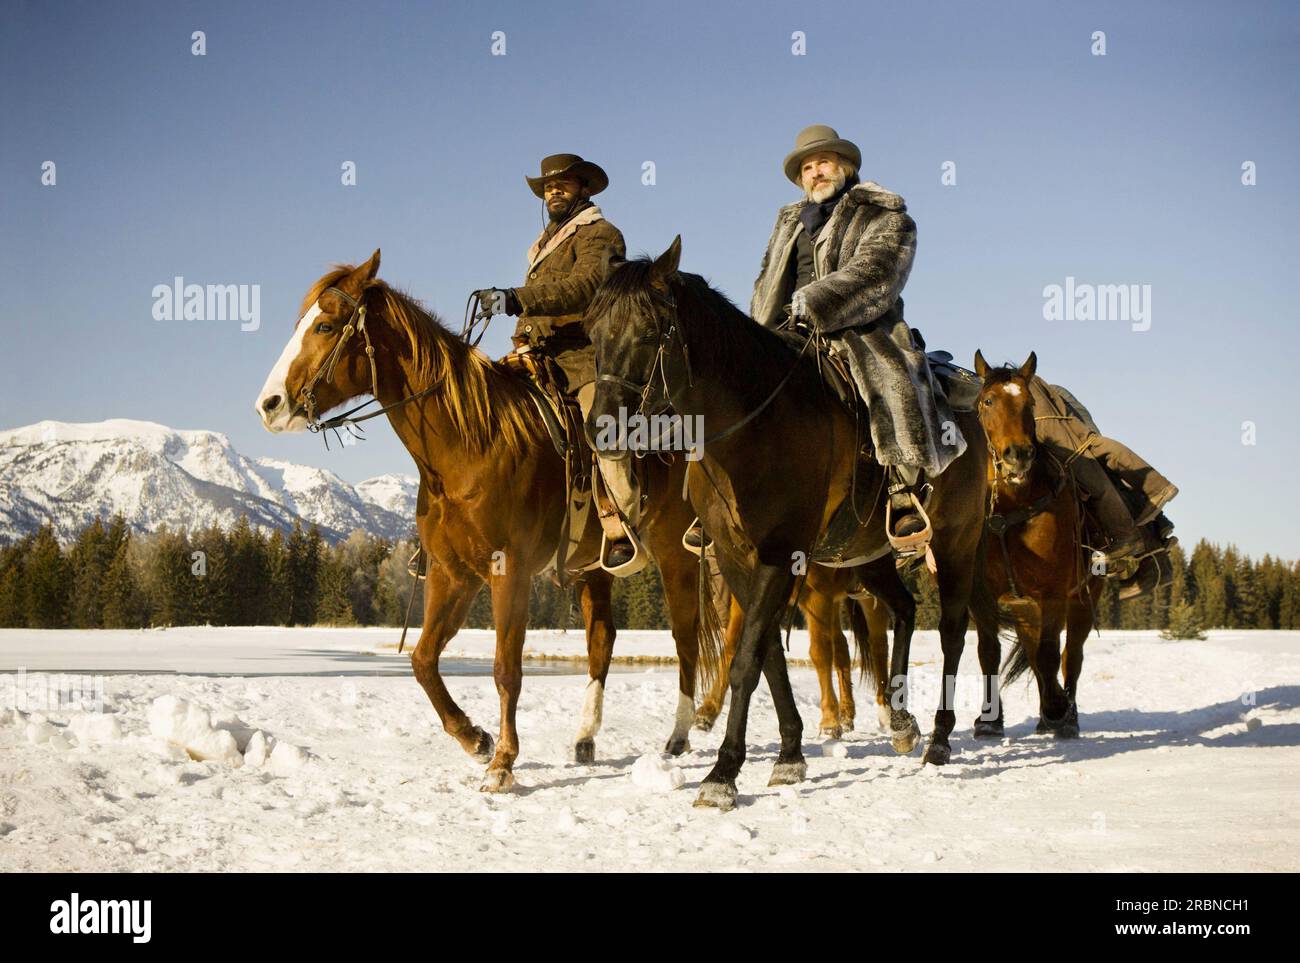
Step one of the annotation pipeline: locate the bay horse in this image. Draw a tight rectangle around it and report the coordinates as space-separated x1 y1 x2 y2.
586 238 995 809
973 351 1102 738
254 250 717 791
695 562 898 740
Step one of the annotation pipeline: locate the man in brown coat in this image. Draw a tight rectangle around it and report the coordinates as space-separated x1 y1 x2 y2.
473 154 640 570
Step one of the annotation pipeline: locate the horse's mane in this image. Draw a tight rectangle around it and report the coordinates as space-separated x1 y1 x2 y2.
981 364 1027 387
587 257 806 402
301 267 538 458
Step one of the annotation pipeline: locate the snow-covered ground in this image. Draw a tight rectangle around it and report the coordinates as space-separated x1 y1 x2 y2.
1 628 1296 872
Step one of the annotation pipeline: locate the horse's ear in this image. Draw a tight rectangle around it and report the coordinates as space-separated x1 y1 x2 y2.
652 235 682 280
360 248 381 280
1019 351 1037 381
973 349 989 378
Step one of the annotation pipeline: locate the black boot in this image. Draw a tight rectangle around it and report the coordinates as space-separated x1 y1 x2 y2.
885 468 931 558
604 538 636 568
682 518 712 551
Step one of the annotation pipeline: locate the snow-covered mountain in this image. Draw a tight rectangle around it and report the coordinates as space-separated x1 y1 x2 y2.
354 474 419 519
0 419 419 544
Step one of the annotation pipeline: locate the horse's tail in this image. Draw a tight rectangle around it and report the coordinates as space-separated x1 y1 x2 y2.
1000 635 1032 688
970 571 1029 688
847 596 877 688
997 601 1033 688
694 544 726 697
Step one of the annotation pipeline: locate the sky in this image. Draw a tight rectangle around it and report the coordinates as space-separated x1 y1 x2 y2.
2 0 1298 557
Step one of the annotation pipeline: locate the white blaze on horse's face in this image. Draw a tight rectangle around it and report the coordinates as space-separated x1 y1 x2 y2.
1001 382 1022 398
255 301 322 433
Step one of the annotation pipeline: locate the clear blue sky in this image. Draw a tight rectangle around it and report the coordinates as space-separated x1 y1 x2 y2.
2 0 1297 557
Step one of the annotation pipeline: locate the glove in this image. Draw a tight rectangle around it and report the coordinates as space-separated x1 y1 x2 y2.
474 288 521 320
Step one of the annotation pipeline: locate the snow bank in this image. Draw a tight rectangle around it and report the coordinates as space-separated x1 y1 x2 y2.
147 696 243 766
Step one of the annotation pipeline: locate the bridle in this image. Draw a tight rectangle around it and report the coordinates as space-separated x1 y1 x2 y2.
297 285 443 442
596 284 689 433
594 278 814 455
979 385 1067 598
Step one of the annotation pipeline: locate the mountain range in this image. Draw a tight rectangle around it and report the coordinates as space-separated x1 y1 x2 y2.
0 419 419 544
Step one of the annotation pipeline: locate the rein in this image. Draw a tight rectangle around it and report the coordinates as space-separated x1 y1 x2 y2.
985 442 1066 599
300 286 444 443
598 281 814 456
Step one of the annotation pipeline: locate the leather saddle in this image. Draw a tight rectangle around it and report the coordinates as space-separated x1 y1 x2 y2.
499 351 589 491
499 351 621 575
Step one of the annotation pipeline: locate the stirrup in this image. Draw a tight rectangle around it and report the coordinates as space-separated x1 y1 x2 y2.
600 520 649 577
681 517 711 557
885 491 932 559
407 547 426 581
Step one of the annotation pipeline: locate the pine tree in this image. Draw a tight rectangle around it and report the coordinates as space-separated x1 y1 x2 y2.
314 544 356 625
286 521 321 626
227 517 270 625
101 533 143 628
67 518 110 628
265 528 292 625
24 524 69 628
1160 599 1207 640
0 536 33 627
145 528 197 626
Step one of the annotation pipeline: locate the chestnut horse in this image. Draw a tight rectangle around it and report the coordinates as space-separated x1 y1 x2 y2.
973 351 1102 738
695 562 899 740
586 239 996 809
254 251 716 791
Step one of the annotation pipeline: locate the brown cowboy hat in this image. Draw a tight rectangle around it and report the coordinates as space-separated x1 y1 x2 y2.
782 125 862 186
525 153 609 198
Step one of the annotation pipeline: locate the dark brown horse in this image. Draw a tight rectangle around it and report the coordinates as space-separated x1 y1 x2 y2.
973 351 1102 737
695 562 897 740
586 238 994 809
254 251 716 791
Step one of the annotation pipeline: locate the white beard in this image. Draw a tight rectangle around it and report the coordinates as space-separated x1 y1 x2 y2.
806 168 847 203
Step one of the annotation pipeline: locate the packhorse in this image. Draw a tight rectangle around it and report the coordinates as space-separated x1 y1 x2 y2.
254 250 718 791
585 238 999 810
973 351 1103 737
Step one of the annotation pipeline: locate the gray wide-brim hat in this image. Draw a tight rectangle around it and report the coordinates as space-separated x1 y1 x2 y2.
525 153 609 198
783 125 862 186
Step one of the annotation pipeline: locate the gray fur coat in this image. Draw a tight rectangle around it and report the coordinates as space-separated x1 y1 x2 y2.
751 181 966 476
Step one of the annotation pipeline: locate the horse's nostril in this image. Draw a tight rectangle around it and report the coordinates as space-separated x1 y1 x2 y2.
262 395 281 413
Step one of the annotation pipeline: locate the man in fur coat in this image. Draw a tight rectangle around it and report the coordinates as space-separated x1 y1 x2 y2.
750 125 963 551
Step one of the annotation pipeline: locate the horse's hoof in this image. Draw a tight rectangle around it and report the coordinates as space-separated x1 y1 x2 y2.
573 738 595 764
469 728 494 764
693 711 716 733
664 736 690 756
890 711 921 755
1053 706 1080 739
973 718 1004 739
839 714 855 733
768 759 807 786
876 704 893 732
479 768 515 793
923 739 952 766
694 780 737 811
1035 718 1051 735
818 724 843 740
